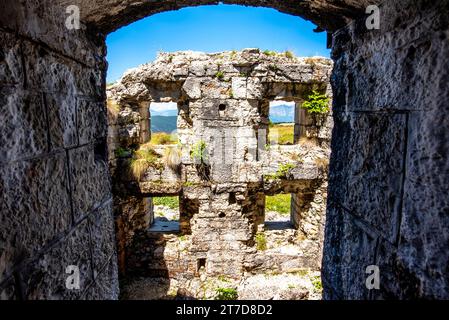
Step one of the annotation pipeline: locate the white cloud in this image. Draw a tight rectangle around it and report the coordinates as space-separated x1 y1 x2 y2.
269 100 295 107
150 102 178 112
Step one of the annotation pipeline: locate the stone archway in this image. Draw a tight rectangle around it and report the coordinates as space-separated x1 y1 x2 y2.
1 0 448 300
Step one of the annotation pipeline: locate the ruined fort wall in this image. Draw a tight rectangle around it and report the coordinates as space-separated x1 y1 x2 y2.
0 1 118 299
323 0 449 299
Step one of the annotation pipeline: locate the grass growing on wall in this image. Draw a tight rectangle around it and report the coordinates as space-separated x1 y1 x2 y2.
153 196 179 209
150 132 178 145
268 124 294 145
265 194 291 215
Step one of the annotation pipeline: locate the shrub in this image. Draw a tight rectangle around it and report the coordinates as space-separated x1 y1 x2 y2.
130 158 149 180
115 147 129 158
191 140 208 165
191 140 210 181
284 50 294 59
163 146 181 172
129 144 162 180
263 50 277 56
215 288 238 300
277 163 295 178
255 233 267 251
302 90 330 114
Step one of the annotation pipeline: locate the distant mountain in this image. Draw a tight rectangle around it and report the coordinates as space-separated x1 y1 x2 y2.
151 108 178 117
269 104 295 123
150 104 294 132
151 116 177 133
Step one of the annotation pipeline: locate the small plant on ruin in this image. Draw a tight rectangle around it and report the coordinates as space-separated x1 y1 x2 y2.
255 232 267 251
230 50 237 58
218 275 230 283
302 90 330 114
215 288 238 300
163 146 182 173
263 50 277 56
312 276 323 292
191 140 208 165
115 147 130 158
191 140 210 181
215 71 225 80
239 72 247 77
314 157 329 171
276 163 295 178
107 99 120 119
129 144 162 180
285 50 294 59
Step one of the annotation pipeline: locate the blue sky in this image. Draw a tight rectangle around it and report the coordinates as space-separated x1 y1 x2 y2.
106 4 330 83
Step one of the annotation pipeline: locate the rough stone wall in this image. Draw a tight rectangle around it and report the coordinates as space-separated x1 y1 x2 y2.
1 0 448 300
107 50 333 280
322 0 449 299
0 1 118 299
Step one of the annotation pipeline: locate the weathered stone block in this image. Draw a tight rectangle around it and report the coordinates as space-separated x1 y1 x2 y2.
342 112 407 243
0 31 23 86
77 99 108 145
20 220 93 300
0 153 72 283
0 88 48 163
46 93 78 150
88 201 116 278
68 145 111 221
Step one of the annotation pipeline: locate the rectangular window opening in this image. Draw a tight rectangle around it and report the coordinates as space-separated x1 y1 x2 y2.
148 196 180 233
149 101 179 145
268 100 295 146
264 193 294 230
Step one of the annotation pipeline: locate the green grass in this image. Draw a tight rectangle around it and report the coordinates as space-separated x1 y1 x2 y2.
312 276 323 292
255 232 267 251
268 124 294 145
150 132 178 145
266 194 291 215
215 288 238 300
153 196 179 209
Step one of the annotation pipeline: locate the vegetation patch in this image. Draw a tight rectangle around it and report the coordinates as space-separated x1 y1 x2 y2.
255 232 267 251
312 276 323 292
302 90 330 114
263 50 277 56
215 71 225 80
130 144 162 179
215 288 238 300
268 124 294 145
150 132 178 145
153 196 179 209
284 50 294 59
266 194 291 215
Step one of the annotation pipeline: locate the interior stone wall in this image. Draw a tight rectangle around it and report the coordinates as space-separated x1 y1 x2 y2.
0 1 118 299
323 0 449 299
1 0 448 300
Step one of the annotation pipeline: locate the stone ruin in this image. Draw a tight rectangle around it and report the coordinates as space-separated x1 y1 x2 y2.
1 0 448 300
107 50 333 298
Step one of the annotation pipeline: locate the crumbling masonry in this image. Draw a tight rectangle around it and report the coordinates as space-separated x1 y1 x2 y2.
1 0 448 299
107 51 333 292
